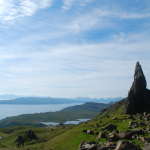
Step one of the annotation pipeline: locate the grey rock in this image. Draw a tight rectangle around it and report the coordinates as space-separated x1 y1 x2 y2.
87 130 94 134
123 62 150 114
115 140 142 150
98 132 107 138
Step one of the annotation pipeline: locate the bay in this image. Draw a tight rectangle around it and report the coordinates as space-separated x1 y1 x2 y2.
40 118 91 125
0 103 83 121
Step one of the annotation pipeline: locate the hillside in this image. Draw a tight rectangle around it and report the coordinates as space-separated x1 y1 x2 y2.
0 102 149 150
0 102 112 129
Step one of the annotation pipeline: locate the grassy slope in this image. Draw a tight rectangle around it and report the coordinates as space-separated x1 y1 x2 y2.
0 99 147 150
0 102 111 128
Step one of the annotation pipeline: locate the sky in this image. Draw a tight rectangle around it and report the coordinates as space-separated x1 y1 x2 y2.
0 0 150 99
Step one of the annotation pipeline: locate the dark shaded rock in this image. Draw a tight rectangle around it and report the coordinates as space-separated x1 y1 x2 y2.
95 123 100 127
139 121 146 126
117 129 143 139
131 129 143 135
133 125 138 128
82 129 87 133
94 132 99 135
147 128 150 131
116 140 142 150
127 115 133 119
129 121 138 126
87 130 94 134
15 135 24 142
113 117 117 120
123 62 150 114
101 124 117 130
109 133 120 141
126 126 131 129
78 140 103 150
143 143 150 150
24 130 37 140
98 132 107 138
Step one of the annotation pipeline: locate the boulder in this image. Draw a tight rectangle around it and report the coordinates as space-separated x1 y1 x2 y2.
109 133 120 141
82 129 87 133
98 132 107 138
95 123 100 127
117 129 143 139
127 115 133 119
87 130 94 134
115 140 142 150
139 121 146 126
78 140 103 150
15 135 24 142
24 130 36 140
101 124 117 130
129 121 138 126
113 117 117 120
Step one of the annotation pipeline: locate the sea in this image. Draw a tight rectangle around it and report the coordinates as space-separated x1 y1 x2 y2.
0 103 86 124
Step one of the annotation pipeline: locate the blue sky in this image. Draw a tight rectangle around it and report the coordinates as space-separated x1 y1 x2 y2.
0 0 150 98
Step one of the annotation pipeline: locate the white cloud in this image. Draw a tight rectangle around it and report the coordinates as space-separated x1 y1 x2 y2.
61 7 150 33
0 0 54 22
94 8 150 19
62 0 93 10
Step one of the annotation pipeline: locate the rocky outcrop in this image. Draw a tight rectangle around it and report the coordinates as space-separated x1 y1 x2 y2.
123 62 150 114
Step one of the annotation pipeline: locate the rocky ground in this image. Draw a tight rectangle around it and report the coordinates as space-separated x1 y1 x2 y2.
78 112 150 150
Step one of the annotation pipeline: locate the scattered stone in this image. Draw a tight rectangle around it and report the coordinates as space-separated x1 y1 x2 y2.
109 133 120 141
82 129 87 133
115 140 142 150
133 125 138 128
132 135 136 139
129 121 138 126
15 135 24 143
113 117 117 120
78 140 103 150
98 132 107 138
101 124 117 130
94 132 99 135
126 126 131 129
24 130 37 140
95 123 100 127
147 128 150 131
127 115 133 119
144 112 147 116
139 121 146 127
87 130 94 134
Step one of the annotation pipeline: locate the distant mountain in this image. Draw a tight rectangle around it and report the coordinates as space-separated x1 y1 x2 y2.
75 97 124 103
0 97 84 105
0 94 37 100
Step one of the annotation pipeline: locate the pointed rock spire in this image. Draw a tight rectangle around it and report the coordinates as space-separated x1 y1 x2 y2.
123 62 150 114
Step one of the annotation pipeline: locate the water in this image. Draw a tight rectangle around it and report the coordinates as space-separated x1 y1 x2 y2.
0 103 83 120
40 118 91 125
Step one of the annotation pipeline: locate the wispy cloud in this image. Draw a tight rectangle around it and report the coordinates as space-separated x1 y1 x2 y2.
62 0 93 10
0 0 53 22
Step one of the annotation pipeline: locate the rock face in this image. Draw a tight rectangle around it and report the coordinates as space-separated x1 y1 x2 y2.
123 62 150 114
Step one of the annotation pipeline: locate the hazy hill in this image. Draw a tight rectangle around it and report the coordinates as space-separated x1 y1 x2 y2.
0 97 84 105
75 97 124 103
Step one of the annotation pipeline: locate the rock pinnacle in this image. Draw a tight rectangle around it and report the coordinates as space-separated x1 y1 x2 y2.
123 62 150 114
